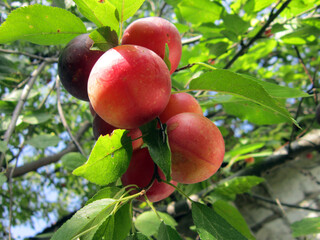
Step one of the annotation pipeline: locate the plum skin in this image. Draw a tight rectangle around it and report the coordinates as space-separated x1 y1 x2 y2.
159 92 203 123
88 45 171 129
166 112 225 184
58 33 105 101
121 148 177 202
122 17 182 74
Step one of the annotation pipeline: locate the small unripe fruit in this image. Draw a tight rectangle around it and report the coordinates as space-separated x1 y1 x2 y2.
159 93 203 123
167 113 225 184
88 45 171 129
122 17 182 74
121 148 177 202
58 34 106 101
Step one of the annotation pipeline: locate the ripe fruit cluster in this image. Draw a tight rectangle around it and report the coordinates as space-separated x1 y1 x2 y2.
58 17 225 202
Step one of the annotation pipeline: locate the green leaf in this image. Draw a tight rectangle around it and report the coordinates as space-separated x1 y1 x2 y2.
0 141 8 153
135 211 177 237
242 74 309 99
0 4 86 45
0 101 15 114
163 43 172 71
126 232 149 240
192 202 247 240
73 129 132 186
2 89 39 102
252 0 274 12
212 176 265 201
213 201 255 240
222 14 250 36
189 70 297 126
227 143 265 158
51 199 116 240
139 119 171 182
95 202 132 240
291 217 320 237
158 221 183 240
178 0 222 24
109 0 146 22
61 152 87 172
22 111 52 125
223 100 289 125
26 134 60 149
89 26 118 51
281 26 320 45
73 0 119 30
86 186 124 205
0 173 7 187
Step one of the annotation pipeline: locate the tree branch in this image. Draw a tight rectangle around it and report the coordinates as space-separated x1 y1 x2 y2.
56 76 86 156
1 62 47 167
224 0 292 69
5 121 91 179
0 48 58 63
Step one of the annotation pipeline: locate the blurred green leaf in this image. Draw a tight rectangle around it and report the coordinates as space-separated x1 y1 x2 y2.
178 0 222 24
61 152 87 172
135 211 177 237
0 141 8 153
291 217 320 237
211 176 265 201
222 14 250 36
26 134 60 149
0 173 7 187
0 4 86 45
22 111 52 124
2 89 39 102
73 129 132 186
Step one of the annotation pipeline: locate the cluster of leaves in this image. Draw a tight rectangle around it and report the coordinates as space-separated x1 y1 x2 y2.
0 0 319 239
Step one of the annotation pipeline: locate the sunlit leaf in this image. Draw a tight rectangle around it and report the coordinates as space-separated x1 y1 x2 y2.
0 4 86 45
73 0 118 30
73 129 132 186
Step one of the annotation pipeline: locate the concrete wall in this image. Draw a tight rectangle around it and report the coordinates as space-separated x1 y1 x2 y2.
236 151 320 240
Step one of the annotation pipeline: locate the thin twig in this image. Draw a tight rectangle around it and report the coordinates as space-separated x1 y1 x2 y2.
8 140 24 240
224 0 292 69
0 61 47 168
181 35 202 45
158 2 167 17
294 46 314 85
0 48 58 63
247 193 320 212
55 76 86 157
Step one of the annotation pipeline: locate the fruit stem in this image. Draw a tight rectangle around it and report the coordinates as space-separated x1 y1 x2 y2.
162 180 193 202
118 0 125 43
144 195 163 221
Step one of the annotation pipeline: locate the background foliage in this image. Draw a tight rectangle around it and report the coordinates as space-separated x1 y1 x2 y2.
0 0 319 239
